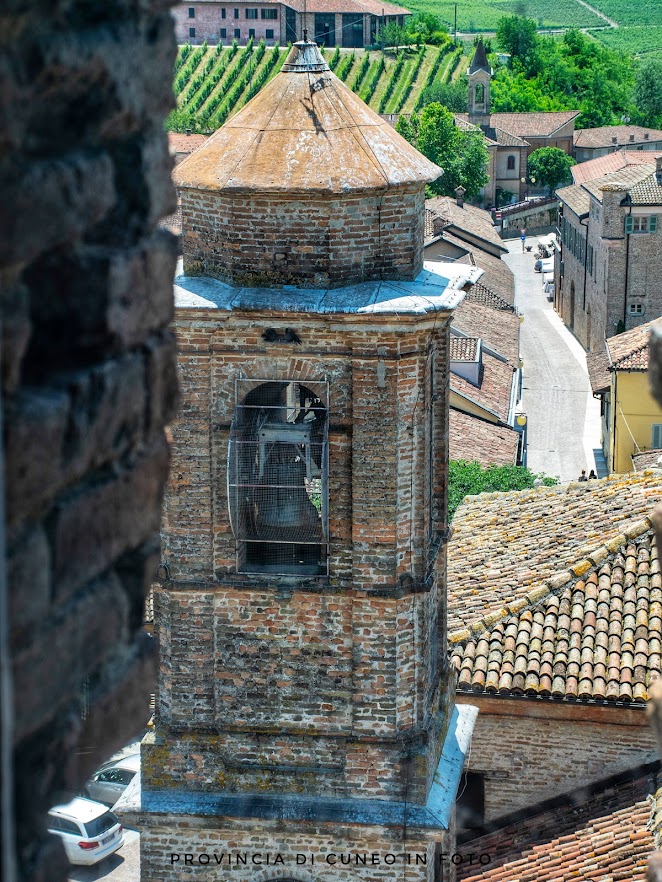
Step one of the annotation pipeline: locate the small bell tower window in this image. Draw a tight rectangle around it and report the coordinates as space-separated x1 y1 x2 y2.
228 380 328 575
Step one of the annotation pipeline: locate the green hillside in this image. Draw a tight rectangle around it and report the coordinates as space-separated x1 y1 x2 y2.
167 41 463 133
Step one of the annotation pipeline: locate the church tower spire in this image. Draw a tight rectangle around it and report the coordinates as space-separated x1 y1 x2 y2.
468 39 492 126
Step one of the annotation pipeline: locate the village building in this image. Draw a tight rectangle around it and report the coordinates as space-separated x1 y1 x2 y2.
456 42 579 207
574 124 662 163
446 470 662 828
425 195 524 466
588 319 662 473
172 0 410 47
555 156 662 351
130 38 483 881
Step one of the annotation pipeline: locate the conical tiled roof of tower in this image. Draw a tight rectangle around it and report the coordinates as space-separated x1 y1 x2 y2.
469 40 491 74
173 40 442 195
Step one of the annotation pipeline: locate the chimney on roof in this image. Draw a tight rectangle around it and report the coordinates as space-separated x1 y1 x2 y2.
186 127 192 136
630 133 635 142
455 185 466 208
645 133 650 140
656 155 662 184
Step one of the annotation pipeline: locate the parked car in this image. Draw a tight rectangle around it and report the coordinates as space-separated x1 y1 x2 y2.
83 753 140 806
48 797 123 866
535 257 554 273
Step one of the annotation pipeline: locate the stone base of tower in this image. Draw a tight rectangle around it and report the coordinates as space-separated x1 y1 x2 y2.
140 817 454 882
121 706 476 882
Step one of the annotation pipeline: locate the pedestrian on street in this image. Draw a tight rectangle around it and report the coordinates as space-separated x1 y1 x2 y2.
588 469 597 479
578 469 588 481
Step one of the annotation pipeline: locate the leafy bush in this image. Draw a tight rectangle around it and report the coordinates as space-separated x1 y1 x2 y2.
448 460 558 520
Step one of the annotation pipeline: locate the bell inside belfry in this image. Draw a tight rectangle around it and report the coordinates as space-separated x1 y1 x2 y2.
228 380 328 575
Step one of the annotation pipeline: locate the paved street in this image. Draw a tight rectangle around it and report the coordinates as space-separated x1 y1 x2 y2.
503 236 602 483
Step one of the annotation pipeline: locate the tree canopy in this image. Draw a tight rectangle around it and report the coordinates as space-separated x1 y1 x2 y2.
396 103 488 199
527 147 575 194
634 59 662 128
491 21 638 128
448 460 558 520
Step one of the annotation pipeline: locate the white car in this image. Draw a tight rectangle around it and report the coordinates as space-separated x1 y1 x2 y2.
83 753 140 806
48 797 124 866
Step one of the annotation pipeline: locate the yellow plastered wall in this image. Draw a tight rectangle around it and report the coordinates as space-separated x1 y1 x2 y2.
611 370 662 473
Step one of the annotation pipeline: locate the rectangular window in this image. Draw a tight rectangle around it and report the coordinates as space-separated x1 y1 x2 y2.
220 27 227 37
626 216 657 233
189 26 196 37
221 7 226 17
189 6 195 17
261 8 278 18
234 8 239 18
246 8 258 18
265 28 274 38
234 27 241 37
629 302 644 316
249 27 255 37
652 424 662 448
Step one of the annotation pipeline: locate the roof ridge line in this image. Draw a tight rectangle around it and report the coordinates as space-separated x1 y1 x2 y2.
448 517 654 646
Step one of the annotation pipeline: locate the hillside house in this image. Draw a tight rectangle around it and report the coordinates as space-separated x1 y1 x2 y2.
574 124 662 163
556 156 662 351
588 320 662 474
173 0 410 47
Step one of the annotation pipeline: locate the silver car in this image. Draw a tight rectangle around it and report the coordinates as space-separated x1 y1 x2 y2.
83 754 140 807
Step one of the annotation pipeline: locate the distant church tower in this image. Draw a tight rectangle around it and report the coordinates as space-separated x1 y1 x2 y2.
138 39 477 882
467 40 492 126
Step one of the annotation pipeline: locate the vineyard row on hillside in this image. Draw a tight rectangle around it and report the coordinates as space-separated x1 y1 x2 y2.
167 42 465 133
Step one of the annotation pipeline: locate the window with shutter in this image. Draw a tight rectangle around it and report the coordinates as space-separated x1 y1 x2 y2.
652 424 662 449
625 216 633 234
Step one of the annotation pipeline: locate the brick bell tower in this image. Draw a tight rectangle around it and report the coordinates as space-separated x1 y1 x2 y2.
139 39 478 882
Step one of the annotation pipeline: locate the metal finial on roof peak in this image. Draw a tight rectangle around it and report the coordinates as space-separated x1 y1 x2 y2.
281 39 329 73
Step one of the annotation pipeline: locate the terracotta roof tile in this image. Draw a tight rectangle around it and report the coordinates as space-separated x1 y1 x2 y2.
453 298 519 365
451 336 479 361
452 532 662 703
572 150 662 185
459 775 653 882
582 162 662 205
448 471 662 639
587 349 610 393
574 125 662 150
426 196 506 251
441 231 515 307
457 110 579 139
449 409 519 468
556 182 590 217
633 450 662 471
450 350 516 422
607 319 662 369
285 0 411 14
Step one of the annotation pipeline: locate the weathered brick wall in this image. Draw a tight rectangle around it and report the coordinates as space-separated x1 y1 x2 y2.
150 309 453 806
179 188 426 288
139 815 450 882
1 2 179 880
559 190 662 350
457 696 657 822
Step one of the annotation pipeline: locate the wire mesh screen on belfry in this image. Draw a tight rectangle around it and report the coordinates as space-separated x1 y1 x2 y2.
228 380 329 575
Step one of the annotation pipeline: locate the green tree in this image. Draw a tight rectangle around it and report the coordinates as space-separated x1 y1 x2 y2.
420 79 467 112
527 146 575 194
405 12 448 47
634 59 662 126
378 21 408 52
410 102 488 199
496 15 537 67
448 460 557 520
